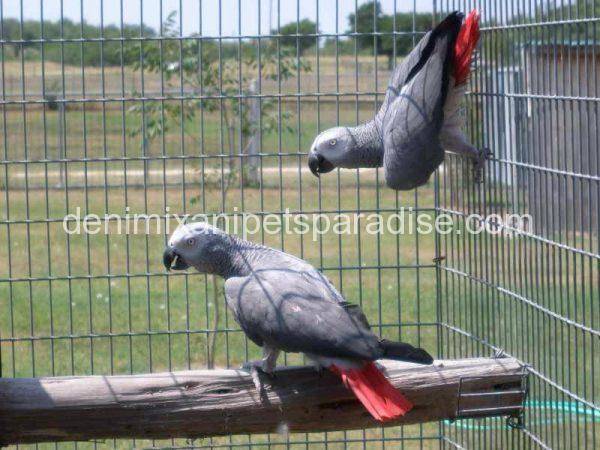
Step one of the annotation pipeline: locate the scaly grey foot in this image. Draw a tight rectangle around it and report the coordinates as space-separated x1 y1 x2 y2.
242 360 276 395
473 147 492 183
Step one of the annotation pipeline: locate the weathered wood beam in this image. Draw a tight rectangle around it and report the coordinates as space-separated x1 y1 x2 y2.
0 357 525 445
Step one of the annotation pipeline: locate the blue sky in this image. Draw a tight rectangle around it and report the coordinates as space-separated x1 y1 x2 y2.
3 0 434 36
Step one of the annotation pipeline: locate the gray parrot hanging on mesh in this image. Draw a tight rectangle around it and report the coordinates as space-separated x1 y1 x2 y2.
164 222 433 422
308 11 489 190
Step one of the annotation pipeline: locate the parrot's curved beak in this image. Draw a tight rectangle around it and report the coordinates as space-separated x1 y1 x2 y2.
308 151 335 177
163 247 190 271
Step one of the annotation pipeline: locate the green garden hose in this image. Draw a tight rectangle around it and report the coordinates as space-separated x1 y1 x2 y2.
444 401 600 430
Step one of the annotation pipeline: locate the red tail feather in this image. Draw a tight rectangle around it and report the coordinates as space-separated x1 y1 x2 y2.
330 362 413 422
454 10 480 85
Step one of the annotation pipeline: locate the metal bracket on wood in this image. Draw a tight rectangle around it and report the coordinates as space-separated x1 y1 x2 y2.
455 364 529 424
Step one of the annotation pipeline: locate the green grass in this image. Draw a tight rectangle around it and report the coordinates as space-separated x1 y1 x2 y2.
2 100 379 161
0 180 438 375
2 58 598 450
0 177 441 449
2 153 598 450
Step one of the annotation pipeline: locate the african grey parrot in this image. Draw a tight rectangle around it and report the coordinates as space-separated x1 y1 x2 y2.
163 222 433 422
308 11 488 190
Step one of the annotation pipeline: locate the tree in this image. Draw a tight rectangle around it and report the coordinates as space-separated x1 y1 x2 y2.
483 0 600 63
274 19 317 55
379 12 432 67
347 1 384 54
127 12 310 189
1 19 24 57
347 2 432 69
0 18 155 66
127 13 310 368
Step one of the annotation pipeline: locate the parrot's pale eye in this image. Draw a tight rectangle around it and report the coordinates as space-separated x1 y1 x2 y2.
329 139 337 146
187 238 195 247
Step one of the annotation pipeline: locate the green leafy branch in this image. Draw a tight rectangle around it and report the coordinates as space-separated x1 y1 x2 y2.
127 11 310 191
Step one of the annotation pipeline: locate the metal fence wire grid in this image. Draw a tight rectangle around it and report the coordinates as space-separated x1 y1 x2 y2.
0 0 598 449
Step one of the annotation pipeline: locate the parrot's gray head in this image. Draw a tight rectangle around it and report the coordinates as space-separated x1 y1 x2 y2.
163 222 230 274
308 127 356 177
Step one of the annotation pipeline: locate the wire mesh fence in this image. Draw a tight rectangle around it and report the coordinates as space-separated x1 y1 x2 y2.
0 0 598 449
438 1 599 449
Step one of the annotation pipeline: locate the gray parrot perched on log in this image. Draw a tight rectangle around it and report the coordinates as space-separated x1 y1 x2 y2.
163 222 433 422
308 11 488 190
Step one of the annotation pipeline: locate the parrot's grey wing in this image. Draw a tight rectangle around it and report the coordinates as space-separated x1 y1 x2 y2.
375 30 432 129
223 276 265 348
224 268 382 360
381 30 455 190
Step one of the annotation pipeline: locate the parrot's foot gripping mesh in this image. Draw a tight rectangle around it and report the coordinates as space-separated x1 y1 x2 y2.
473 147 493 183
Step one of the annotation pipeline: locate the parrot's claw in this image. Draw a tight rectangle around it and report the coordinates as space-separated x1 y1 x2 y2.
242 360 276 377
249 366 266 395
493 348 507 359
243 360 276 396
473 147 492 183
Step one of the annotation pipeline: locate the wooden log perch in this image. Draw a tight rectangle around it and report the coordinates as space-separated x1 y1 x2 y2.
0 357 526 445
